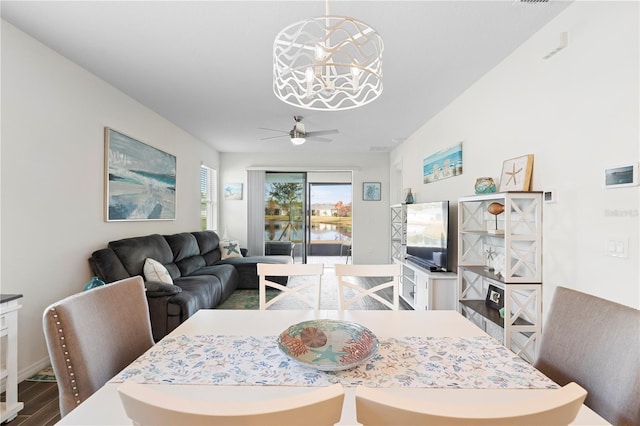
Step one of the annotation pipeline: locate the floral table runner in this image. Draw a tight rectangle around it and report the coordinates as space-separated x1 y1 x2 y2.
110 334 557 389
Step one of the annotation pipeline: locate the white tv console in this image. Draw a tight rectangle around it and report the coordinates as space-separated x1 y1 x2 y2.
394 258 457 310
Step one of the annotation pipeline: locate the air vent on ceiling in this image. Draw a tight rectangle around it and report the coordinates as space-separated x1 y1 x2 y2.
370 146 391 152
520 0 549 3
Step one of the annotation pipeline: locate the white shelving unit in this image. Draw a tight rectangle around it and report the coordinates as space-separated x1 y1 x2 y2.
390 204 406 262
1 294 24 423
457 192 542 363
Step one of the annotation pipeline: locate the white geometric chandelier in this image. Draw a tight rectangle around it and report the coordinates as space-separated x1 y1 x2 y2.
273 2 384 111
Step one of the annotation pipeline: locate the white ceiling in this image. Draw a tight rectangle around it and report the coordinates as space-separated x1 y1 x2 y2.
1 1 571 153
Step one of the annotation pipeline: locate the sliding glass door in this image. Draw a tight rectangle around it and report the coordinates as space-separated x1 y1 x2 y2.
263 172 352 265
308 183 352 262
264 172 307 262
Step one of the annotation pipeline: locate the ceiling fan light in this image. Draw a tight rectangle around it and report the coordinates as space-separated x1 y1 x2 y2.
291 137 306 145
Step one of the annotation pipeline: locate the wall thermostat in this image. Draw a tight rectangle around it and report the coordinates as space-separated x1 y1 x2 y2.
604 163 638 189
543 189 557 204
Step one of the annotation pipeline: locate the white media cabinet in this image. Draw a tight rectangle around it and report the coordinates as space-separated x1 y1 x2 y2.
391 203 457 310
394 258 457 310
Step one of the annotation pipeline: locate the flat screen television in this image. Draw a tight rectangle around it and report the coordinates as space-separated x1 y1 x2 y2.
405 201 450 271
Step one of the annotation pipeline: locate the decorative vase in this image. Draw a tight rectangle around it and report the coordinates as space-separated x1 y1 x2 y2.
405 189 415 204
474 177 496 194
83 276 105 291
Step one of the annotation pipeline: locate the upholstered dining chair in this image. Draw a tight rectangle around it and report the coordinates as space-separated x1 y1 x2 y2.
257 263 324 310
534 286 640 426
118 381 344 425
335 263 401 310
355 382 587 425
42 276 154 417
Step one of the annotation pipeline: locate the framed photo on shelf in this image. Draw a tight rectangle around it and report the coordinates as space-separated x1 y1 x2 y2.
485 284 504 311
499 154 533 192
363 182 381 201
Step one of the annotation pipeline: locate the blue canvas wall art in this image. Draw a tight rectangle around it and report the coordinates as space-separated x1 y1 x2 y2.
423 142 463 184
105 128 176 221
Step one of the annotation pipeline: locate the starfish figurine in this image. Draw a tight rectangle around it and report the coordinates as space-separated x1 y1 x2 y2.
310 345 348 364
485 246 496 261
505 162 523 186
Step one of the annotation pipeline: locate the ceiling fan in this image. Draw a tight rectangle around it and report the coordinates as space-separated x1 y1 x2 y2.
260 116 339 145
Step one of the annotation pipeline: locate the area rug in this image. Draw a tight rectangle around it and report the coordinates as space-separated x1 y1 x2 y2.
26 366 56 382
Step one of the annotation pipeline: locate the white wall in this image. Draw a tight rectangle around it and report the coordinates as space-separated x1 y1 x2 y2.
219 152 390 265
391 2 639 310
1 21 220 380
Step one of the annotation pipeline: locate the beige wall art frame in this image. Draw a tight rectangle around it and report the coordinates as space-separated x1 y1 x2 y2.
499 154 534 192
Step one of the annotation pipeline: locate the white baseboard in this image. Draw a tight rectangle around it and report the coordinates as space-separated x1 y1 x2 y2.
0 356 53 393
21 356 53 382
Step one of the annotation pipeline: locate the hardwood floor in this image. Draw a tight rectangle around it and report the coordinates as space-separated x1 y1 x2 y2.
1 381 60 426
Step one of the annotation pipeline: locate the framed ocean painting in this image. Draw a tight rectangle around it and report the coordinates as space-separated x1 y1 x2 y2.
105 128 176 221
423 142 463 184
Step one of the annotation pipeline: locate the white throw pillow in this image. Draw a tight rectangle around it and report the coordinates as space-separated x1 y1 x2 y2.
143 258 173 284
219 240 243 260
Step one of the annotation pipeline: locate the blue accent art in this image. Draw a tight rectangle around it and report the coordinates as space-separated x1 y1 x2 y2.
423 142 463 184
105 128 176 221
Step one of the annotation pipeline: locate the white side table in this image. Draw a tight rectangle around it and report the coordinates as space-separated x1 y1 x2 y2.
1 294 24 423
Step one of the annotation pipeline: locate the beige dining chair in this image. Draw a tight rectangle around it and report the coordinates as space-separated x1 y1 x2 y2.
42 276 154 417
335 263 401 310
355 382 587 425
534 286 640 426
118 381 344 425
257 263 324 309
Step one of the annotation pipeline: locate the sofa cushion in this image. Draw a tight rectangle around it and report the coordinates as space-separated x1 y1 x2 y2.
89 248 130 283
170 275 225 321
164 233 207 276
145 281 182 297
192 231 222 265
217 255 291 289
109 234 174 277
220 240 242 260
143 258 173 284
189 264 239 301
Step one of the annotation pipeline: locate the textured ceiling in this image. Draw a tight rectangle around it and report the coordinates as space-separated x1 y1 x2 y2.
1 1 571 153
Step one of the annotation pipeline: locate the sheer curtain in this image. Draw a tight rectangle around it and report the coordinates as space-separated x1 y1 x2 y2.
246 170 265 256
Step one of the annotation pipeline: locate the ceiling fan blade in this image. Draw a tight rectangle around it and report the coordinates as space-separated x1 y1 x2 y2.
305 129 339 137
258 127 289 134
260 134 289 140
307 136 332 143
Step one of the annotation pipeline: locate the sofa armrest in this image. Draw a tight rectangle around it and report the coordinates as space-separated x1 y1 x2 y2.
144 280 182 297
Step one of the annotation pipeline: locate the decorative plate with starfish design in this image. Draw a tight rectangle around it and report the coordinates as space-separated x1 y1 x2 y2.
277 319 379 371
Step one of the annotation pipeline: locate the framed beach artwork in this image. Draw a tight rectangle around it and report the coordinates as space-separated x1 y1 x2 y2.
499 154 534 192
104 128 176 221
224 183 243 200
423 142 463 184
363 182 381 201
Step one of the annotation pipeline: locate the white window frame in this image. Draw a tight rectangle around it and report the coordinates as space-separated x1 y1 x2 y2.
201 165 218 231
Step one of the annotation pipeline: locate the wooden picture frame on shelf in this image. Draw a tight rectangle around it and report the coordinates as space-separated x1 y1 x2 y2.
485 284 504 311
499 154 533 192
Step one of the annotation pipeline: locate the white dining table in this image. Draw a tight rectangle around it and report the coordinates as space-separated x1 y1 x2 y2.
57 309 609 425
